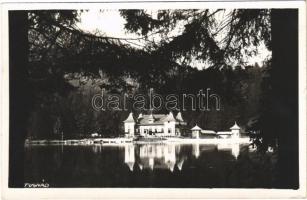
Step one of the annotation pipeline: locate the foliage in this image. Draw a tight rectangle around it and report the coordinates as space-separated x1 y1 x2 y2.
121 9 271 67
26 10 270 142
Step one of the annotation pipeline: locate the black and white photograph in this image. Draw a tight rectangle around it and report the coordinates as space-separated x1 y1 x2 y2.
1 1 306 199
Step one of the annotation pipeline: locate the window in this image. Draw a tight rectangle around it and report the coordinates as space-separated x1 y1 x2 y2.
168 128 171 133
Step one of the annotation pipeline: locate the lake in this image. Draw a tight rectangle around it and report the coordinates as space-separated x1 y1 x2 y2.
24 143 278 188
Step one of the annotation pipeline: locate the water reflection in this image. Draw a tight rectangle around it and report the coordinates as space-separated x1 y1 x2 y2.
138 144 178 171
122 142 241 172
192 143 200 158
92 145 103 154
24 142 278 188
124 144 135 171
216 143 240 159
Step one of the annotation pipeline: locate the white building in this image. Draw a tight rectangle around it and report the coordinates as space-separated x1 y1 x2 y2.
190 122 241 139
123 112 135 137
123 111 187 137
191 125 202 138
217 122 241 139
230 122 241 139
191 125 217 138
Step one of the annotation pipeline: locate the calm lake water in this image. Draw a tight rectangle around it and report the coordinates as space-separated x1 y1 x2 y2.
24 143 278 188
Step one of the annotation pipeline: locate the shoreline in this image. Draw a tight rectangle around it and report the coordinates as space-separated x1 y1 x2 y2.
25 137 251 146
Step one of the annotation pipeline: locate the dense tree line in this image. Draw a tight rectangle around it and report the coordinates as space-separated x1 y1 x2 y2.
26 63 266 139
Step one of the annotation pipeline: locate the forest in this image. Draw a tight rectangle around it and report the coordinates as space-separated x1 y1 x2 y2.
25 10 268 140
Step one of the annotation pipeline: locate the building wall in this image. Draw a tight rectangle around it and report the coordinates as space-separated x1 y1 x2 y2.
139 125 164 136
131 121 182 137
124 122 135 136
137 123 176 137
163 121 176 136
192 130 200 138
231 129 240 139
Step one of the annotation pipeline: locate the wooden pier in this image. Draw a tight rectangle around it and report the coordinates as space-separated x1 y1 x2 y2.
25 138 134 145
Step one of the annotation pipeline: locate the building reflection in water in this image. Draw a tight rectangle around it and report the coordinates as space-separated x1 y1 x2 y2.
92 144 102 154
123 143 185 172
231 143 240 159
192 143 200 158
138 144 177 172
216 142 240 159
123 142 241 172
124 144 135 171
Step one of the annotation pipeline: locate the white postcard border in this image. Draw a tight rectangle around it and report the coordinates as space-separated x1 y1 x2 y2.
1 1 306 199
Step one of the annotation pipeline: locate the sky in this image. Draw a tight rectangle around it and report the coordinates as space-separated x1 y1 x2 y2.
76 9 272 70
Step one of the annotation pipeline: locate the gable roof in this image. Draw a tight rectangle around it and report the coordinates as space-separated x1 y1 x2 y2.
137 113 143 119
164 112 176 122
123 112 135 123
230 122 240 130
137 114 167 125
125 112 186 125
176 112 184 122
191 125 202 131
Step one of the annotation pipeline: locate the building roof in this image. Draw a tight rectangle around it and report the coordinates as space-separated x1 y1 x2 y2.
217 131 232 135
176 112 184 122
201 130 216 134
135 111 186 125
137 114 167 125
137 113 143 119
230 122 241 130
191 125 202 131
123 112 135 123
164 112 176 122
